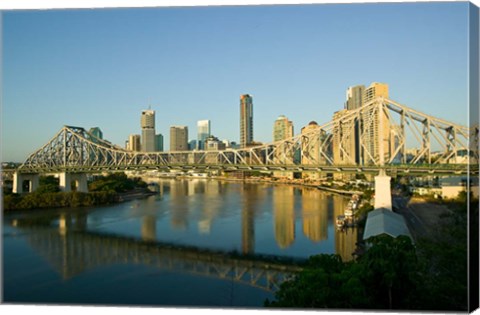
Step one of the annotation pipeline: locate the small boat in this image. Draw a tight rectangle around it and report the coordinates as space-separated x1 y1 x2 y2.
336 215 346 228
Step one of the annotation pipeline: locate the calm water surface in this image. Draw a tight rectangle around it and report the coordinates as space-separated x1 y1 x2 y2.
3 179 358 307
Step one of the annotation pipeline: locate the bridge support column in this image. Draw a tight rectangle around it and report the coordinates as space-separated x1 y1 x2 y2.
59 173 88 192
374 170 392 211
13 172 39 193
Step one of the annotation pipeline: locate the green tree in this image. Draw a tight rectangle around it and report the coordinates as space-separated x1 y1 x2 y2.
266 236 420 310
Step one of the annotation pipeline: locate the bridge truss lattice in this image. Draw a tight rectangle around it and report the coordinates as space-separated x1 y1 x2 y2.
17 98 478 175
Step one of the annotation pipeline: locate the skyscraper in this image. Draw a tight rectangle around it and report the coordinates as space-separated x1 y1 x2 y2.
155 134 164 152
273 115 294 141
361 82 391 164
128 134 141 151
197 120 211 150
345 85 365 110
363 82 389 104
240 94 253 148
170 126 188 151
141 109 156 152
273 115 294 179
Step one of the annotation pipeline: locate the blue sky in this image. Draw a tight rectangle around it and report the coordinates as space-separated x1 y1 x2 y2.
2 1 472 162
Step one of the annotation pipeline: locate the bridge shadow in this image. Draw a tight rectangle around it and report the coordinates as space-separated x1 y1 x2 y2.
7 216 304 293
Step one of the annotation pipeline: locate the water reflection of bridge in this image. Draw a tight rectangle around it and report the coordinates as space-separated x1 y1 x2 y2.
12 221 303 293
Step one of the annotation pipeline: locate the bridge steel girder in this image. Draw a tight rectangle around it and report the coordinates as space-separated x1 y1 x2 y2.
15 98 475 176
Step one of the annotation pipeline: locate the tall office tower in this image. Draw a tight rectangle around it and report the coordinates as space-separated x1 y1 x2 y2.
170 126 188 151
141 109 156 152
197 120 211 150
273 115 294 141
240 94 253 148
155 134 164 152
273 115 294 179
345 85 365 110
89 127 103 140
363 82 389 104
128 134 141 151
361 82 391 164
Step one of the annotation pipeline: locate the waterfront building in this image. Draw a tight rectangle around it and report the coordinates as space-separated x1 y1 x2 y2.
170 126 188 151
363 82 389 104
155 134 164 152
345 85 365 110
188 140 197 151
89 127 103 140
273 115 294 141
273 115 294 179
141 109 156 152
301 121 329 181
127 134 141 151
240 94 254 148
361 82 391 164
339 82 392 165
205 135 226 151
197 120 211 150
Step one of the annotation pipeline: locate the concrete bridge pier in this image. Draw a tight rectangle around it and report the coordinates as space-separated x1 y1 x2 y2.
59 173 88 192
374 169 392 211
13 172 39 193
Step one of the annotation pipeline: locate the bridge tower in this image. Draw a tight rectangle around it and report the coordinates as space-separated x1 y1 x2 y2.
13 172 39 193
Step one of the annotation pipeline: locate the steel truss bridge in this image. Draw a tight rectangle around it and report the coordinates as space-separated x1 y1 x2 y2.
16 97 478 176
11 222 302 293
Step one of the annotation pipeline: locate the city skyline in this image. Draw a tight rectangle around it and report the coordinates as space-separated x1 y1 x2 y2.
2 1 473 162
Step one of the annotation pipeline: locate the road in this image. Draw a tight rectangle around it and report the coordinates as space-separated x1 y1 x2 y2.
393 195 450 240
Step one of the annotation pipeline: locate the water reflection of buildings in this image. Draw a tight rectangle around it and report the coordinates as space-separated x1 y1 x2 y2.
141 215 157 241
241 183 266 254
331 194 358 262
10 217 300 292
198 180 222 234
169 179 190 230
335 227 358 262
301 188 328 242
273 185 295 249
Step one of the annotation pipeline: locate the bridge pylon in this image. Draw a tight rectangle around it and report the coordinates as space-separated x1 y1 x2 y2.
374 169 392 211
59 172 88 193
13 172 39 194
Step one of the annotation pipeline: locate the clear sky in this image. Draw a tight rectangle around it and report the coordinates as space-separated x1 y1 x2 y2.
1 1 472 162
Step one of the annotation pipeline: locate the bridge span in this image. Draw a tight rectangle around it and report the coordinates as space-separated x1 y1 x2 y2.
9 97 478 194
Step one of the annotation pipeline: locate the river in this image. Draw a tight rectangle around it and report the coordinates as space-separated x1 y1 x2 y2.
2 179 359 308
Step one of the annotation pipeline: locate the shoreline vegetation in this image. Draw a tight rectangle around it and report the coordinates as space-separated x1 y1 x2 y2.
2 173 156 212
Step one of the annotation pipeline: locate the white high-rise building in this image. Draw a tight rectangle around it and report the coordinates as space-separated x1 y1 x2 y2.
197 120 211 150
